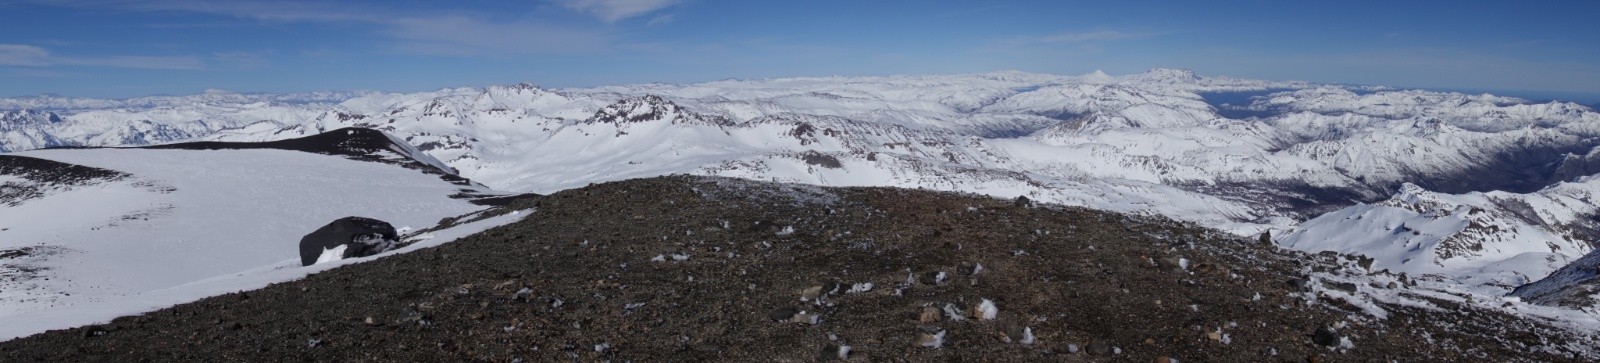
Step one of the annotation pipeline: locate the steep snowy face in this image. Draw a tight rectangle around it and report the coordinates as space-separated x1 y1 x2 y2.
0 110 62 130
1278 117 1588 193
1282 180 1600 292
0 111 69 152
1513 247 1600 311
0 129 496 338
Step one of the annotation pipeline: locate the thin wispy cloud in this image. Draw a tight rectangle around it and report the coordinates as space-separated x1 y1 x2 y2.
1035 30 1153 44
0 44 204 70
90 0 381 23
556 0 682 23
212 50 272 69
385 16 614 56
646 14 677 27
30 0 623 56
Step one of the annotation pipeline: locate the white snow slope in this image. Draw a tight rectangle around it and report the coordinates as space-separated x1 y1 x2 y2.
0 146 511 340
1281 179 1600 292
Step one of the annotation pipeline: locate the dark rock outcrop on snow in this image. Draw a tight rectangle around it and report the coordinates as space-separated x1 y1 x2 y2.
142 128 471 185
0 155 130 206
298 217 400 266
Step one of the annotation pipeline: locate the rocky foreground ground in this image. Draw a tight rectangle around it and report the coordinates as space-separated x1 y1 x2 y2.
1 176 1595 361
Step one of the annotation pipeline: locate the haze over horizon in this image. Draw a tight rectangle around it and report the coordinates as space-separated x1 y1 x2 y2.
2 0 1598 102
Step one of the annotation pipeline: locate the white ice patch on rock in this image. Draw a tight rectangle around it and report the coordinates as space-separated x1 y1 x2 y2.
847 282 874 293
314 244 348 265
977 299 998 320
920 330 946 349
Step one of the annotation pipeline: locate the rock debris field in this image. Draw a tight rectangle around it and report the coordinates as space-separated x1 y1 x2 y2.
1 175 1594 361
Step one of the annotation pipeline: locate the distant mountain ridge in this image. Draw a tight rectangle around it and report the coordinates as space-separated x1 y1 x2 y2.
0 90 378 111
5 69 1600 300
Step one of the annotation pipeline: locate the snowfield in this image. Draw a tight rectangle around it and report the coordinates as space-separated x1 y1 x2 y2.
0 147 513 340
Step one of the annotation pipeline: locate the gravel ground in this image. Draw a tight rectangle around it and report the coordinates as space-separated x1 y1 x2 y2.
1 175 1593 362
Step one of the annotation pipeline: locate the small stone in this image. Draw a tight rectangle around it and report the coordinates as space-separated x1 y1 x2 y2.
957 261 983 276
1087 340 1112 356
973 299 998 320
1356 256 1376 271
364 316 378 326
819 281 840 295
1326 281 1358 293
918 307 942 323
1312 325 1339 346
790 312 820 325
1160 256 1184 271
1066 343 1081 354
768 307 798 322
1005 322 1026 340
1206 330 1222 342
1286 278 1312 292
917 330 946 349
818 344 845 361
801 286 824 301
81 326 107 338
1155 356 1178 363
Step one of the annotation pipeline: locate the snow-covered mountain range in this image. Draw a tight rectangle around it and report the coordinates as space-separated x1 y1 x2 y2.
5 69 1600 307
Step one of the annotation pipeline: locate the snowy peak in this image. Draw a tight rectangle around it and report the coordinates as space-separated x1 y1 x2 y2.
0 110 71 152
1132 68 1201 84
584 95 726 126
1080 69 1115 83
0 110 62 131
491 82 540 93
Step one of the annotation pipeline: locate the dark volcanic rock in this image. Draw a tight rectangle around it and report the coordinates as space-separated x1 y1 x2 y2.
0 155 130 206
1312 325 1340 347
298 216 400 266
141 127 480 189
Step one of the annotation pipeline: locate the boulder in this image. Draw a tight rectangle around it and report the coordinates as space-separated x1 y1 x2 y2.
298 217 400 266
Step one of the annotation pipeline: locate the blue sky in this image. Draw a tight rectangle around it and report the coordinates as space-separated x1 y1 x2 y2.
2 0 1598 101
